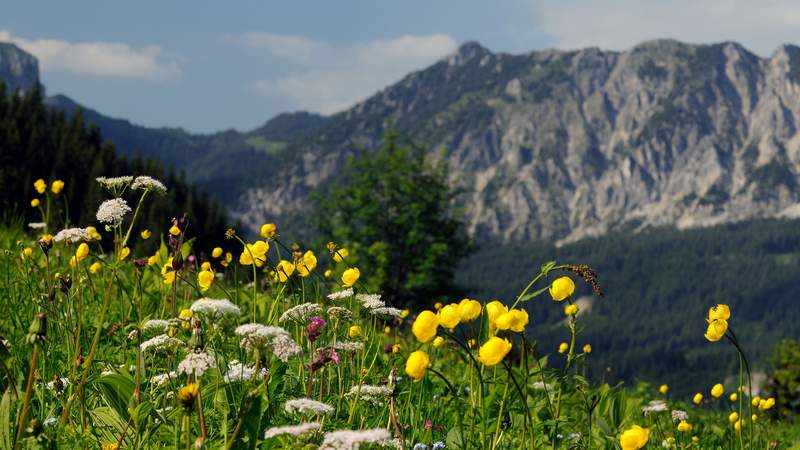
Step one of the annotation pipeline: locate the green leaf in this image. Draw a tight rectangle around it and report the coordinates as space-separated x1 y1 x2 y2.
0 389 10 450
94 373 135 421
517 286 551 303
540 261 557 276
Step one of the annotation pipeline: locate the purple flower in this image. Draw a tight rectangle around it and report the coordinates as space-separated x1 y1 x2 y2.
307 317 326 342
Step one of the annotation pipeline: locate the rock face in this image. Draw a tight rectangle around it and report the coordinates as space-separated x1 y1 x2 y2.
0 43 39 94
236 39 800 243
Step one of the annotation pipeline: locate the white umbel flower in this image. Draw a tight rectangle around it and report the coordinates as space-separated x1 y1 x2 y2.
53 228 91 243
28 222 46 230
642 400 668 415
96 176 133 190
177 352 217 377
356 294 385 310
369 307 402 319
142 319 171 335
131 175 167 194
264 422 320 439
151 371 177 387
235 324 302 362
327 288 354 301
190 298 241 321
327 306 353 321
320 428 391 450
345 384 393 405
140 334 184 353
279 303 323 324
224 361 267 383
96 198 132 225
284 398 335 415
332 341 364 352
671 410 689 421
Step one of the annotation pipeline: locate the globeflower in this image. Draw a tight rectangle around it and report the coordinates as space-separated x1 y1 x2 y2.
729 411 739 423
89 261 102 274
348 325 361 338
118 247 130 261
169 225 181 236
260 223 277 239
412 311 439 343
659 384 669 395
405 350 430 381
583 344 592 354
558 342 569 354
758 397 775 410
437 304 461 329
240 241 269 267
85 226 102 241
212 247 223 258
477 337 512 366
31 198 40 207
676 420 692 433
457 298 481 321
333 247 349 262
162 257 176 284
708 304 731 321
34 179 46 194
619 425 649 450
692 393 703 405
494 309 528 333
140 229 151 240
730 393 738 402
275 260 295 282
51 180 64 194
549 276 575 301
704 318 728 342
296 250 317 277
485 300 508 324
564 303 579 316
198 269 214 292
341 267 360 287
711 383 724 398
432 336 445 348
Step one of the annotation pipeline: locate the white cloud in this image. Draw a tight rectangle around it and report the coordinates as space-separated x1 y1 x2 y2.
0 30 181 80
242 33 458 114
531 0 800 56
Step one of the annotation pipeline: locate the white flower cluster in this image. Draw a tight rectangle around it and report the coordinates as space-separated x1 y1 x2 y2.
53 228 91 243
369 307 402 319
264 422 320 439
176 351 217 377
96 176 133 190
279 303 323 324
320 428 391 450
327 288 354 300
131 175 167 194
284 398 335 416
150 371 177 387
142 319 171 335
642 400 668 415
96 198 132 225
532 381 553 391
355 294 385 310
332 341 364 352
224 361 267 383
46 377 70 392
671 410 689 421
326 306 353 321
345 384 393 405
28 222 46 230
235 324 302 362
140 334 184 353
190 298 241 322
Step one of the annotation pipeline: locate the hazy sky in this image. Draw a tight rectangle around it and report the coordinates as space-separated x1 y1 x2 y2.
5 0 800 133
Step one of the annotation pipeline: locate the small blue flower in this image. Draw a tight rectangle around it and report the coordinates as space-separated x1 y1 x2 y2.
413 444 429 450
44 417 57 425
432 442 446 450
463 386 471 395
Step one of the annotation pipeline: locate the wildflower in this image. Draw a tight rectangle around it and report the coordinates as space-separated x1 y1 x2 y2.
405 350 430 381
711 383 724 398
676 420 692 433
50 180 64 194
222 252 233 267
285 398 335 416
235 323 302 362
28 222 46 230
30 198 40 207
139 229 151 240
708 304 731 321
752 413 758 421
96 198 132 225
436 303 460 329
260 223 277 239
142 319 171 335
177 352 217 377
371 307 403 320
54 228 91 243
692 393 703 405
327 306 352 321
177 382 200 411
751 395 761 407
34 179 46 194
101 443 119 450
324 269 332 277
140 334 184 353
297 250 318 277
356 293 384 309
118 246 130 261
558 342 569 354
659 384 669 395
564 303 579 316
280 303 323 324
75 242 89 262
704 318 728 342
332 341 365 352
734 420 744 431
131 175 167 194
392 344 402 354
550 276 575 301
341 267 360 287
320 428 390 449
671 410 688 421
414 445 428 450
412 310 439 343
162 257 176 284
642 400 668 415
432 443 446 450
275 259 295 282
198 269 214 291
21 247 33 259
348 325 361 338
433 336 445 348
478 337 512 366
307 317 326 342
332 247 349 262
89 261 102 274
264 422 321 439
759 397 775 410
729 411 739 423
730 393 738 401
619 425 649 450
401 308 410 318
583 344 592 354
209 247 222 259
384 326 391 335
495 309 528 333
190 298 241 321
485 300 508 324
345 384 393 405
96 176 133 192
434 302 443 310
85 226 101 240
169 225 181 236
328 288 354 301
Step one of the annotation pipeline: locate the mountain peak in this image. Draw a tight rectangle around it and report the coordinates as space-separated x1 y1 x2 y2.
0 42 39 94
446 41 490 65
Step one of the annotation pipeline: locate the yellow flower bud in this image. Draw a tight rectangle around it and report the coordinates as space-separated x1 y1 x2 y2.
432 336 445 348
75 242 89 262
140 229 151 240
583 344 592 354
348 325 361 338
260 223 277 239
198 269 214 292
676 420 692 433
558 342 569 354
323 269 332 278
405 350 429 381
730 393 738 401
729 411 739 423
693 393 703 405
85 226 102 241
341 267 360 287
564 303 579 316
550 276 575 301
30 198 40 207
50 180 64 194
118 246 130 261
477 337 512 366
211 247 223 258
200 262 211 271
485 300 508 324
658 384 669 395
708 304 731 321
391 344 401 354
751 396 761 407
89 261 102 274
704 319 728 342
711 383 724 398
437 304 461 329
412 310 439 343
34 179 46 194
169 225 181 236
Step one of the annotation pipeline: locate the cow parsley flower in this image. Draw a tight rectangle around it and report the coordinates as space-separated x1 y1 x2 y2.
96 176 133 192
151 371 177 387
264 422 321 439
140 334 184 353
333 341 365 352
370 307 403 319
356 294 385 310
642 400 668 416
53 228 91 243
327 306 353 321
671 410 689 421
327 288 354 301
320 428 391 450
190 298 241 321
96 198 132 225
131 175 167 194
345 384 393 405
280 303 323 324
142 319 171 336
28 222 46 230
223 360 267 383
177 352 217 377
235 324 302 362
284 398 334 416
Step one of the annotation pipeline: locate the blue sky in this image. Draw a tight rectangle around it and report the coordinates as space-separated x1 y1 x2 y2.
5 1 800 133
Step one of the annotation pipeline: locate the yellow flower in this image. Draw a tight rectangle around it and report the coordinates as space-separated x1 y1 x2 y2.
50 180 64 194
467 338 477 349
275 260 295 282
34 179 46 194
550 276 575 301
178 382 200 411
708 304 731 321
433 336 445 348
401 308 410 318
260 223 277 239
619 425 649 450
221 252 232 267
759 397 775 410
323 269 332 278
384 326 391 335
495 309 529 333
211 247 223 258
751 395 761 407
179 309 193 329
240 241 269 266
89 261 102 274
659 384 669 395
101 443 119 450
485 300 508 324
730 393 738 402
478 337 512 366
296 250 317 277
729 411 739 423
558 342 569 354
391 344 402 354
333 247 349 262
200 262 211 271
412 310 439 343
22 247 33 258
437 303 461 329
198 269 214 291
676 420 692 433
162 257 176 284
405 350 430 381
348 325 361 338
704 319 728 342
169 225 181 236
341 267 360 287
148 253 160 266
69 256 78 268
692 393 703 405
583 344 592 354
40 234 52 244
564 303 579 316
734 420 744 432
75 242 89 262
118 246 130 261
30 198 40 207
711 383 724 398
85 226 102 241
140 229 151 240
752 414 758 422
457 298 481 321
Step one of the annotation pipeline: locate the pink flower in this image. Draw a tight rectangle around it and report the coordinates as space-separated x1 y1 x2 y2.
424 419 433 431
307 317 326 343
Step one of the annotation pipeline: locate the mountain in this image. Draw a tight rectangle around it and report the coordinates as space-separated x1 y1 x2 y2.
0 42 38 94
